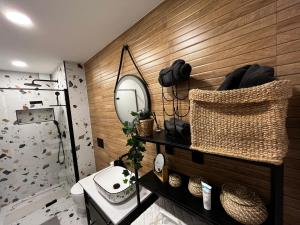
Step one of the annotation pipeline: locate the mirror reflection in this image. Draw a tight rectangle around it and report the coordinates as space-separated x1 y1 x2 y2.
114 75 150 123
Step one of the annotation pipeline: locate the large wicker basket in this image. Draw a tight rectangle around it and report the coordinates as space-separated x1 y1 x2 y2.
189 80 292 165
220 183 268 225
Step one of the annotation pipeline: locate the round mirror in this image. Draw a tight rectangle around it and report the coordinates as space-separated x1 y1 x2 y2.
114 75 151 123
154 153 165 173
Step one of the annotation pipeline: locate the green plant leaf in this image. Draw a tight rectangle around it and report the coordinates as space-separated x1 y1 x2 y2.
131 111 138 116
122 110 151 183
122 169 130 177
127 139 134 146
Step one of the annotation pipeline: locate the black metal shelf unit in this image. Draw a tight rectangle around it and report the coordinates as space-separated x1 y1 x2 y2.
140 171 243 225
138 130 283 225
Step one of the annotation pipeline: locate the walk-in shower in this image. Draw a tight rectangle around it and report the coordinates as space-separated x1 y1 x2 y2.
0 86 79 224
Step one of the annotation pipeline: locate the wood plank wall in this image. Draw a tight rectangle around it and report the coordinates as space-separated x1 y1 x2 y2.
84 0 300 224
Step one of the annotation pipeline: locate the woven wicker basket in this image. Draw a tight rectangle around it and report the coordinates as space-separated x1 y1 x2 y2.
136 118 154 137
188 176 204 197
189 80 292 165
220 183 268 225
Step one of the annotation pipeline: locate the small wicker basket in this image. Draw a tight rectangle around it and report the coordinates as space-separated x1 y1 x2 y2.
169 173 182 188
189 80 292 165
188 176 204 198
220 183 268 225
136 118 154 137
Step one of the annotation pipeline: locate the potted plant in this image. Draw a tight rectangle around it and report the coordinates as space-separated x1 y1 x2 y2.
122 111 148 205
134 110 154 137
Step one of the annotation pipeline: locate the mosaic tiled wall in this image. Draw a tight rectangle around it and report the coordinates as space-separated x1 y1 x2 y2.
64 61 96 178
0 63 95 207
0 71 75 207
52 63 67 90
16 108 54 124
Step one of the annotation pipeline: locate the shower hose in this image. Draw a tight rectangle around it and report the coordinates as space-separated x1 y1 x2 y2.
53 120 65 164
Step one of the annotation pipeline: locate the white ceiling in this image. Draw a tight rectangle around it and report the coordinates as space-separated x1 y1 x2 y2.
0 0 163 74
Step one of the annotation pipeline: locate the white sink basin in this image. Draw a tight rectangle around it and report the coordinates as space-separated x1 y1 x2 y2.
93 166 136 204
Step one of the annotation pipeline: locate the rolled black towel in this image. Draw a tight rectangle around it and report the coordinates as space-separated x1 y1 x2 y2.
239 64 276 88
217 65 251 91
164 118 190 138
158 67 173 87
217 64 277 91
178 63 192 83
158 59 191 87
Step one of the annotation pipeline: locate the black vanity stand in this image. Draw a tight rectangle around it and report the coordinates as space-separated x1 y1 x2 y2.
84 190 158 225
138 130 284 225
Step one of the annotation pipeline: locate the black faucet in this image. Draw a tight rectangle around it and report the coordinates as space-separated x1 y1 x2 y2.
114 153 128 168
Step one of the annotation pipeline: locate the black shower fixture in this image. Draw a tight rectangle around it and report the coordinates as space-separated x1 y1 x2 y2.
55 92 60 105
24 79 58 87
53 120 65 164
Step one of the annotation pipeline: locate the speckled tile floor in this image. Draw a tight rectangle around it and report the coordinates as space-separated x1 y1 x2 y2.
1 185 207 225
1 184 87 225
133 197 208 225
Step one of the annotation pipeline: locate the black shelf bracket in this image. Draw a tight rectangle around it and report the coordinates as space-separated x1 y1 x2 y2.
192 151 204 164
270 164 284 225
165 145 174 154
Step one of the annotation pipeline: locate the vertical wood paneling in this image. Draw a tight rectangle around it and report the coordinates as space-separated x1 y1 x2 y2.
85 0 300 224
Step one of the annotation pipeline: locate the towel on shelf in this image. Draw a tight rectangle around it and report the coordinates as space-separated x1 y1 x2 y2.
164 118 190 140
217 65 251 91
217 64 276 91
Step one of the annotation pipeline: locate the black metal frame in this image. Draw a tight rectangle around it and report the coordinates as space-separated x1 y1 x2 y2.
270 164 284 225
63 61 81 182
137 131 284 225
162 79 190 119
162 79 190 144
84 190 158 225
64 89 80 182
24 79 58 86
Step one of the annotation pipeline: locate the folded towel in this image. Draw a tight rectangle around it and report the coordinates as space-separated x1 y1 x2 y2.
217 65 251 91
239 64 275 88
164 118 190 139
218 64 276 91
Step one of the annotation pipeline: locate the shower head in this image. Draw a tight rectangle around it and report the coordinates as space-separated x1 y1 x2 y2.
24 81 42 87
24 79 58 88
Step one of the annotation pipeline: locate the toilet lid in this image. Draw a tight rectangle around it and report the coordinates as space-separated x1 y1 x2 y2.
71 183 84 195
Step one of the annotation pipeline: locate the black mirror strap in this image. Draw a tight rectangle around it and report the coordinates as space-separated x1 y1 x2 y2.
114 44 148 93
126 46 148 86
114 45 126 93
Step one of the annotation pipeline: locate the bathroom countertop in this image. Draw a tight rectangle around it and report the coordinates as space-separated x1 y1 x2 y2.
79 170 152 225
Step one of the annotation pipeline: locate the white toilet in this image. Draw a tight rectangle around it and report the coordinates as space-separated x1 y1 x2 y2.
71 182 86 216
